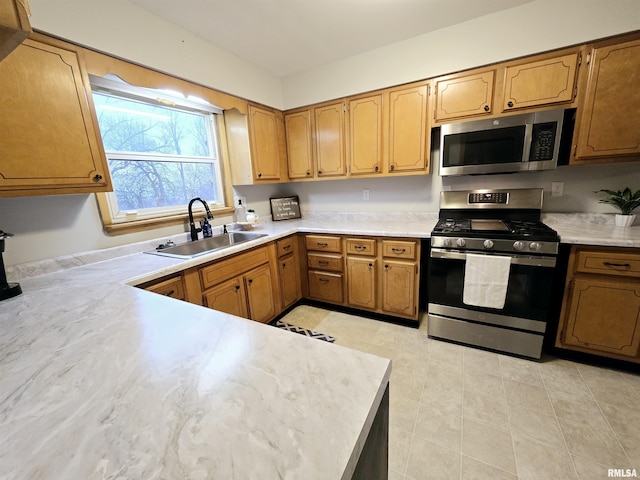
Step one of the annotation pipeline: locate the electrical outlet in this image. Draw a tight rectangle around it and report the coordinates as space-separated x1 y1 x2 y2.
551 182 564 197
362 189 370 201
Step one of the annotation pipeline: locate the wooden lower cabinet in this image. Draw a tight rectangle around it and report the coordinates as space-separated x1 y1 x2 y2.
381 260 418 318
244 264 278 323
556 245 640 363
303 234 420 321
200 244 281 324
346 257 377 309
204 266 277 323
139 274 186 301
277 235 302 310
204 277 247 318
308 271 344 304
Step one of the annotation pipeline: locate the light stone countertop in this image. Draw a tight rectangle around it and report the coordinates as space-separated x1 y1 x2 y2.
3 211 640 479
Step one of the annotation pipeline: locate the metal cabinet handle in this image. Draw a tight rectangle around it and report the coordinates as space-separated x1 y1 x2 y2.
483 105 490 112
603 261 631 267
94 174 103 181
318 260 329 265
507 100 514 108
317 242 328 247
392 248 406 253
319 278 329 284
247 279 253 285
235 285 240 291
163 290 175 297
282 244 292 251
354 245 366 250
390 164 395 171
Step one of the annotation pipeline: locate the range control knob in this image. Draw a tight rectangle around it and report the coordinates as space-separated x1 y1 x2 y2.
513 241 525 251
442 238 452 248
456 238 466 247
483 239 494 249
529 242 541 252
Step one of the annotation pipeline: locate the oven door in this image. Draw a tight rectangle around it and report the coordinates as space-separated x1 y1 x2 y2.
428 248 557 328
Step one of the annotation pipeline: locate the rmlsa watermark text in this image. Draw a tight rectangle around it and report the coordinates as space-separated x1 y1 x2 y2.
608 469 638 478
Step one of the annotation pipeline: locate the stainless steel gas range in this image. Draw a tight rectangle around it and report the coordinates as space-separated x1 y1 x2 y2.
427 188 561 359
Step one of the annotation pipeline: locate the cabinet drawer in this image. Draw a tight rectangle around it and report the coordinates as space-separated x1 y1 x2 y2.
308 271 344 304
346 238 376 256
307 253 343 272
575 249 640 278
305 235 342 253
144 276 185 300
277 236 296 258
201 246 270 289
382 240 417 260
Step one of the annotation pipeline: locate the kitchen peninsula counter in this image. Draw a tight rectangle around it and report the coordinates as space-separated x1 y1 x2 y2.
0 219 396 479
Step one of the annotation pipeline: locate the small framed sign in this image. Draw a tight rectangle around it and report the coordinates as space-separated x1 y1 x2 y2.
270 196 301 221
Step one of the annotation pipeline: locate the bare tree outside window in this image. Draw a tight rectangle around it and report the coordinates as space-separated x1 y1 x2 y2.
92 92 220 212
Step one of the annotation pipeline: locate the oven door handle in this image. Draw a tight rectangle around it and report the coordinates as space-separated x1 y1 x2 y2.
430 248 557 267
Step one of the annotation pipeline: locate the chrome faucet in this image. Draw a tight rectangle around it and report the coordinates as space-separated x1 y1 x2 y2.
188 198 214 241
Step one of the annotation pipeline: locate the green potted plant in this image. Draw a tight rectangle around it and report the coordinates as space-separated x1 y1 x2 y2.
595 187 640 227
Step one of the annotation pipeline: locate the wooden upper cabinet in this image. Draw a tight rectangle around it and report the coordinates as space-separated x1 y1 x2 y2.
388 84 429 173
314 101 346 177
0 0 31 62
0 34 112 197
225 104 287 185
434 69 495 122
575 37 640 161
502 52 579 112
284 109 314 179
348 94 383 175
247 104 286 181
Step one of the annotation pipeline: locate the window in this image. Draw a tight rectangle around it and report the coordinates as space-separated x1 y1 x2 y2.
90 75 230 233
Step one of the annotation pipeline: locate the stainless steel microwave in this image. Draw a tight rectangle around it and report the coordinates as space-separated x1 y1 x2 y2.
438 108 572 176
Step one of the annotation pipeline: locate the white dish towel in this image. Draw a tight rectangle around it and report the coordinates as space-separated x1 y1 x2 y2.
463 253 512 309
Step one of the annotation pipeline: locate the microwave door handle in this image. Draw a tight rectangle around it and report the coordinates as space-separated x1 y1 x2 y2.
522 123 533 162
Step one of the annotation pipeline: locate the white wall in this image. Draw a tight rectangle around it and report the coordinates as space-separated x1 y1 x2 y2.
282 0 640 108
2 0 640 266
28 0 284 109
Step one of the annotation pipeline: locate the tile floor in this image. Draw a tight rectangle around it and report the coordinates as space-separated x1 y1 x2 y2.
280 305 640 480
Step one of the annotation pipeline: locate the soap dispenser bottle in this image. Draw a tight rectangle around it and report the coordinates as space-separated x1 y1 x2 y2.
234 199 247 223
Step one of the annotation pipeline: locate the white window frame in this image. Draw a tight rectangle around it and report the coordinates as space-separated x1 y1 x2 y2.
90 75 233 233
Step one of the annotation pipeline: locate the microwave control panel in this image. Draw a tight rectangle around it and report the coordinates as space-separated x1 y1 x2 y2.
530 122 557 161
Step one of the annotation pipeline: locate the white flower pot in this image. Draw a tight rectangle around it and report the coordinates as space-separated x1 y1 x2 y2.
615 214 636 227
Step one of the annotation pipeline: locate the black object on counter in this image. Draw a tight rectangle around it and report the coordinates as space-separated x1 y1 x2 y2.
0 230 22 301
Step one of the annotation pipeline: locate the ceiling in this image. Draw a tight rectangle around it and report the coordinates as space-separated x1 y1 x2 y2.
129 0 533 77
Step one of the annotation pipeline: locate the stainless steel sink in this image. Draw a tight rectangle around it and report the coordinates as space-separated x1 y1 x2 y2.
145 232 267 258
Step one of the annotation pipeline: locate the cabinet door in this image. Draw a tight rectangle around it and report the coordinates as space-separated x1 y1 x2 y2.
561 277 640 358
434 70 495 122
575 39 640 160
245 263 278 323
502 53 578 112
388 84 429 173
346 257 377 309
314 102 346 177
381 260 417 318
285 110 314 179
144 276 185 301
0 0 31 61
0 36 112 196
349 94 383 175
203 277 248 318
279 253 301 310
247 104 284 181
